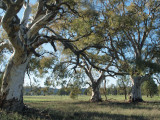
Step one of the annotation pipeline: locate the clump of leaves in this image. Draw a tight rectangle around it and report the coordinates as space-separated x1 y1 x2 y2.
70 87 81 99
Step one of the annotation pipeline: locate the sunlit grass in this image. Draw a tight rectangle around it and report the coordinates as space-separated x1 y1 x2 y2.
24 95 160 102
23 95 160 120
0 95 160 120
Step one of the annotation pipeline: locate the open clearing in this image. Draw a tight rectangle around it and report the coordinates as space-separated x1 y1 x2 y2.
0 95 160 120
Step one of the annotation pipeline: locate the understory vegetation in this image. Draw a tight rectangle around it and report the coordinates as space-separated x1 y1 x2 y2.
0 95 160 120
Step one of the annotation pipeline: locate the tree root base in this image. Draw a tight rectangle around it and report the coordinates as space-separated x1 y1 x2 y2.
131 98 143 103
0 98 24 112
90 98 103 102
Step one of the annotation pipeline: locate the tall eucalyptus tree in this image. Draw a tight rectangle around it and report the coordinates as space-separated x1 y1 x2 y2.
100 0 160 102
0 0 96 111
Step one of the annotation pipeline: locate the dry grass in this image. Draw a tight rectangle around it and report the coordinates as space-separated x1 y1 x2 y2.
0 95 160 120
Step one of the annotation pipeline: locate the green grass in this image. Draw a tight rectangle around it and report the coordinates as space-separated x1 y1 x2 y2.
0 95 160 120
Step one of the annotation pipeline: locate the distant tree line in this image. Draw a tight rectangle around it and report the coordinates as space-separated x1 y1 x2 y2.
23 79 160 100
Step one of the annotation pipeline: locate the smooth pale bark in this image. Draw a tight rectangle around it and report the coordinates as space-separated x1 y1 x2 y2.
130 76 143 102
89 71 105 102
90 82 102 102
0 52 31 111
89 63 110 102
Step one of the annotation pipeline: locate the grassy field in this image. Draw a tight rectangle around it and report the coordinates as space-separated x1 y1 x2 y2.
0 95 160 120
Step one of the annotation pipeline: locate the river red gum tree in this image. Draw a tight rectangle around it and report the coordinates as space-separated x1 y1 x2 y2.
79 60 113 102
63 55 113 102
100 0 159 102
0 0 94 111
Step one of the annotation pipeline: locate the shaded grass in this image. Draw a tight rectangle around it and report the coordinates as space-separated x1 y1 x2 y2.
0 95 160 120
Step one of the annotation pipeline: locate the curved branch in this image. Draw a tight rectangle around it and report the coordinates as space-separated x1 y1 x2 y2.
1 0 24 51
28 0 46 29
21 1 31 26
2 0 24 34
27 11 57 39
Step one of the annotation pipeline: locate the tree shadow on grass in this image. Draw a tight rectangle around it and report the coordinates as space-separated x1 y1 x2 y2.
143 101 160 105
20 106 148 120
104 100 160 110
71 100 160 110
18 100 160 120
71 111 147 120
21 106 55 120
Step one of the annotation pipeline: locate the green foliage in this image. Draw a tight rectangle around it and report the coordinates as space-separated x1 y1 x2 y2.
44 77 53 87
40 57 55 69
69 87 81 99
57 87 70 95
41 87 54 96
117 76 131 90
107 84 118 95
52 62 70 81
39 56 57 76
28 57 41 75
117 76 131 100
142 79 158 97
84 87 92 95
143 61 160 73
27 54 58 80
102 0 160 76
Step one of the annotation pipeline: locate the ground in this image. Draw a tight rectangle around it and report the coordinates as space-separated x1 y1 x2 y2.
0 95 160 120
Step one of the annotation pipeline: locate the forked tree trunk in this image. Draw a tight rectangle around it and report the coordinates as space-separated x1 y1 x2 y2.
90 82 102 102
0 52 31 111
130 76 143 102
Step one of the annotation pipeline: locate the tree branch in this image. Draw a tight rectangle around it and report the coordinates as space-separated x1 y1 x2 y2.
1 0 24 51
21 1 31 26
0 41 11 52
2 0 24 34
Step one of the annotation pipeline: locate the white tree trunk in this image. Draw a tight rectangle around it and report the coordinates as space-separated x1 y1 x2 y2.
90 83 102 102
130 76 143 102
0 52 31 111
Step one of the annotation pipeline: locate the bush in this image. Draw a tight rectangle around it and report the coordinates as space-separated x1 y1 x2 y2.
70 87 81 99
142 79 158 97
